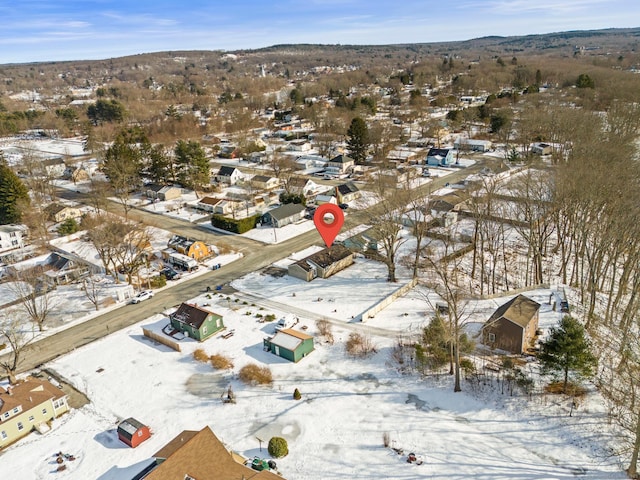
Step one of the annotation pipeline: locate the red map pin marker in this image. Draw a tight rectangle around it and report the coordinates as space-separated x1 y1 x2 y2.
313 203 344 248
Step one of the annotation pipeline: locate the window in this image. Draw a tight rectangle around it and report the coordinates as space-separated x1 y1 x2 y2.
3 412 9 420
1 431 7 440
17 422 24 431
28 416 34 422
202 326 207 334
488 333 496 342
42 408 47 415
12 407 20 414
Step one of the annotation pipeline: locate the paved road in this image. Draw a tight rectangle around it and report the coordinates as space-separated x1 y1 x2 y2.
2 162 483 376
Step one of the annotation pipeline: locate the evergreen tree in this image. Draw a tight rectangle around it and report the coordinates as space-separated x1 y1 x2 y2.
347 117 369 165
539 316 597 393
148 145 174 184
576 73 595 89
0 156 30 225
174 140 209 192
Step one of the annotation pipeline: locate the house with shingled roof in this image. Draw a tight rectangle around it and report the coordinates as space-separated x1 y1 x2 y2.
481 295 541 354
215 166 243 185
288 245 354 282
131 426 284 480
169 303 224 341
0 377 69 448
261 203 305 228
264 328 314 363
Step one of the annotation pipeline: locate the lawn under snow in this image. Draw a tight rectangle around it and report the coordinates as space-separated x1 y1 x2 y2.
0 259 626 479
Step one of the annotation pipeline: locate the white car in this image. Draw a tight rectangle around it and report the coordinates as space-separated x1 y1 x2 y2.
131 290 154 304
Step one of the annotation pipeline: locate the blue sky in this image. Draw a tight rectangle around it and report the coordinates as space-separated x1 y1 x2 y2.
1 0 638 64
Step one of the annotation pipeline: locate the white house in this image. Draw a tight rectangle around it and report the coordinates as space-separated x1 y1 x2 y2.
454 138 492 152
215 166 244 185
0 225 27 253
327 154 355 173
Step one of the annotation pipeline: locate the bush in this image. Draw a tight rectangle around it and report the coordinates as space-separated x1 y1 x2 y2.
193 348 209 363
293 388 301 400
211 213 260 234
345 332 375 357
268 436 288 458
210 353 234 370
239 364 273 385
149 275 167 288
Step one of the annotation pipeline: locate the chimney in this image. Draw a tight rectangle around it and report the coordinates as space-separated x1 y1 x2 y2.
7 386 13 396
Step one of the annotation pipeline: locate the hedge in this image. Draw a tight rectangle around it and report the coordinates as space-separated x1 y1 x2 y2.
211 214 260 234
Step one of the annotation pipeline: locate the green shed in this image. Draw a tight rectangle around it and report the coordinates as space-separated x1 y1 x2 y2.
170 303 224 341
264 328 314 363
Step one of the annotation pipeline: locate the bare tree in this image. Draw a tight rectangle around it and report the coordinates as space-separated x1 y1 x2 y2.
419 233 475 392
7 267 56 332
0 316 38 384
83 275 107 311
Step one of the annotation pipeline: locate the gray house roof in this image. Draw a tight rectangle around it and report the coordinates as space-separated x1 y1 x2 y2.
329 154 354 164
487 295 541 329
336 181 359 196
266 203 305 221
292 245 353 270
217 166 238 177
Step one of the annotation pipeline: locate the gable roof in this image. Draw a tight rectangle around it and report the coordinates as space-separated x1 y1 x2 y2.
252 174 275 183
144 426 283 480
487 294 541 329
117 417 146 439
265 203 305 221
198 196 221 206
329 154 354 164
0 377 66 421
336 181 359 195
170 303 219 329
217 166 238 176
427 148 451 157
293 245 353 271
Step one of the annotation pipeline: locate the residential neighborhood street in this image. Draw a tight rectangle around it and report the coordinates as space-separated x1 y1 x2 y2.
2 163 482 377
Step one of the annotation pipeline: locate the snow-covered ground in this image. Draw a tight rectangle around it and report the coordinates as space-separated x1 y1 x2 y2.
0 275 625 479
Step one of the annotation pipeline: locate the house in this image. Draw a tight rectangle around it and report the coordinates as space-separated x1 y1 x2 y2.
250 175 280 190
167 235 213 261
314 193 337 205
481 295 541 354
426 148 455 166
0 377 69 449
287 139 312 152
288 177 321 198
0 224 27 253
339 227 381 253
215 166 243 185
130 426 284 480
264 328 314 362
327 154 355 173
117 417 151 448
454 138 492 152
145 184 182 201
196 196 221 213
531 142 553 155
170 303 224 341
43 251 93 285
335 181 360 204
44 203 82 223
41 157 66 178
261 203 305 228
288 245 354 282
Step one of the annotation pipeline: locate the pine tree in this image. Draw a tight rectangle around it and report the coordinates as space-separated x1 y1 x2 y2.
174 140 209 193
347 117 369 164
539 316 597 393
0 156 30 225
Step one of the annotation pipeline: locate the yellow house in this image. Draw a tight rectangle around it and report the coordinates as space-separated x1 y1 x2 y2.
0 377 69 448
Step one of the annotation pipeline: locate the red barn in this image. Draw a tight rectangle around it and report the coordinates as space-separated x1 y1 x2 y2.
117 418 151 448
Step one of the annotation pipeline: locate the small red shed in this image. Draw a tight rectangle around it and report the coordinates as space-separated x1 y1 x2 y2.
117 418 151 448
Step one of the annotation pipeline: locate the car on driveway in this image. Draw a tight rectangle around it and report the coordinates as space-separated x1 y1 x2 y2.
339 203 349 210
131 290 154 304
160 267 181 280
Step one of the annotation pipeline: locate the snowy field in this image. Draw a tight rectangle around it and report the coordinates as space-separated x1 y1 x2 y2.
0 278 625 479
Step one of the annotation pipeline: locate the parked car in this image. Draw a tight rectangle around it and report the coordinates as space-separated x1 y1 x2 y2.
160 267 181 280
339 203 349 210
131 290 154 304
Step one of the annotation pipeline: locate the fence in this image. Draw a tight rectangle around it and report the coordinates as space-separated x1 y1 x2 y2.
142 327 182 352
359 278 418 322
